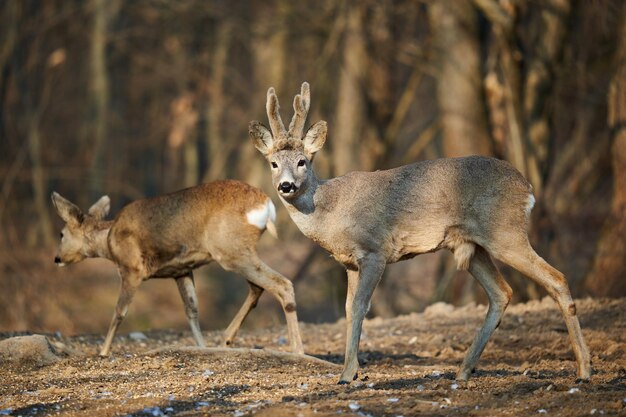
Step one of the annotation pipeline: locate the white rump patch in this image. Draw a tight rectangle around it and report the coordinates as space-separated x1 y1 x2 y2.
246 199 275 230
454 242 476 271
525 194 536 219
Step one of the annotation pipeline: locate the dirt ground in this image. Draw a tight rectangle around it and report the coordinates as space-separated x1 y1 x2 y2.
1 297 624 417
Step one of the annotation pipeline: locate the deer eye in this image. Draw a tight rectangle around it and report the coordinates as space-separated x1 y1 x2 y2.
60 232 64 238
297 159 306 167
271 162 278 169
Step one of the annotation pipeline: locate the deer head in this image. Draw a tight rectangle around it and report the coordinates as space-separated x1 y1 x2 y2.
249 82 327 200
51 192 111 265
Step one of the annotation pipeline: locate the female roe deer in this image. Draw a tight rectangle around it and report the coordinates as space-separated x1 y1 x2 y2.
249 82 590 383
52 180 303 356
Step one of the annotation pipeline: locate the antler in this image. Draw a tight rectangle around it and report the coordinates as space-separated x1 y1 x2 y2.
266 87 287 139
288 82 311 139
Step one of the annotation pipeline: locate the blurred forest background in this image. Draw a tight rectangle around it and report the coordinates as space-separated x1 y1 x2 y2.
1 0 625 336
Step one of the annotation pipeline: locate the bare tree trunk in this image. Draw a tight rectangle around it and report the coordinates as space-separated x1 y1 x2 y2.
523 0 571 194
12 2 55 248
332 3 367 174
88 0 111 198
27 112 54 247
205 21 233 181
428 0 492 157
587 5 626 296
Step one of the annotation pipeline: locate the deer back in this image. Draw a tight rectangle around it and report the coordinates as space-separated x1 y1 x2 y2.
108 180 274 277
287 156 533 268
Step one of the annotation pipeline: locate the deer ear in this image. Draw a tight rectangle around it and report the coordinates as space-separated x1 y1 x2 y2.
303 121 327 158
51 192 84 225
249 121 274 156
88 195 110 220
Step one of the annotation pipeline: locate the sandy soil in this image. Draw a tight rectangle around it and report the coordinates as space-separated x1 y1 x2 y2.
1 297 624 417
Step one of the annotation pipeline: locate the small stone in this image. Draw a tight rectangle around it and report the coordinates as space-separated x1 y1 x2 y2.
408 336 418 344
277 336 288 346
538 409 547 414
0 335 60 368
348 402 360 411
451 383 459 390
568 387 580 394
387 398 399 403
129 332 147 341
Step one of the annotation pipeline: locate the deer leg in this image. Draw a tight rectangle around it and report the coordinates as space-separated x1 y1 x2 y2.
100 273 140 356
222 282 264 347
338 256 385 384
226 255 304 355
176 272 205 348
457 246 512 380
494 240 591 380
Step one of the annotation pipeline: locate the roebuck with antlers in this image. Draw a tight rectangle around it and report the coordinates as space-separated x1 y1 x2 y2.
52 180 303 356
249 82 590 383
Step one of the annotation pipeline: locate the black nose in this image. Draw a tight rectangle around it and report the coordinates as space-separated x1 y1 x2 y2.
54 256 61 264
279 182 295 193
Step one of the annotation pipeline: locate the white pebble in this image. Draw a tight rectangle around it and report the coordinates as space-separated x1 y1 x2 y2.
348 402 361 411
451 383 459 390
538 409 547 414
129 331 147 341
202 369 214 377
387 398 399 403
590 409 597 415
568 387 580 394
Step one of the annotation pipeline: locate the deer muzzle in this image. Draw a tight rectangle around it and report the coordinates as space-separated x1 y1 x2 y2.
279 181 297 194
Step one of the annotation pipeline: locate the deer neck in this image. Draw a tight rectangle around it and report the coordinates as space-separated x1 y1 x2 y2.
87 220 113 260
279 170 331 242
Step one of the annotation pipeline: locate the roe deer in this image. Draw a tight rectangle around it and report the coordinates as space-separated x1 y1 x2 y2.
51 180 303 356
249 82 591 383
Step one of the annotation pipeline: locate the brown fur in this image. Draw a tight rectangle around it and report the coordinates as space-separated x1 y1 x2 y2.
51 180 303 356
